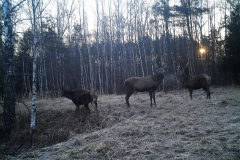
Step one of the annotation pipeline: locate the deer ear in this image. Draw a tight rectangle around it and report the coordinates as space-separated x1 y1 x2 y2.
154 64 159 70
158 65 166 74
176 65 183 74
163 63 167 68
183 62 189 70
177 64 180 70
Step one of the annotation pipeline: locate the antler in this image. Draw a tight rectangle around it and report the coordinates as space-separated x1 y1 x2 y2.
177 64 180 70
183 57 190 69
183 63 189 70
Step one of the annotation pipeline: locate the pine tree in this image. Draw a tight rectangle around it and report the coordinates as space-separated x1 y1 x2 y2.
222 4 240 84
2 0 16 135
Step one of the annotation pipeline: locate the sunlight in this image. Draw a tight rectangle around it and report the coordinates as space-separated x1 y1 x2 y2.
199 47 206 55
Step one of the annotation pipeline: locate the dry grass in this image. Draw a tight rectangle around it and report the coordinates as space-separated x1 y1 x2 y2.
1 86 240 159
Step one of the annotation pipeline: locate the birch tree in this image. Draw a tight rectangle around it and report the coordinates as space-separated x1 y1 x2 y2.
2 0 26 135
30 0 38 136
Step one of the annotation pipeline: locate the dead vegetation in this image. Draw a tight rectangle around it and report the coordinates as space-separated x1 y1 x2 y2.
1 86 240 159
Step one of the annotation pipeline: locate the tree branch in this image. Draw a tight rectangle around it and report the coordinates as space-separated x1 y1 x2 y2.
11 0 27 13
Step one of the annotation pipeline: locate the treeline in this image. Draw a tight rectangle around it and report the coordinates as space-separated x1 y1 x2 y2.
1 0 240 97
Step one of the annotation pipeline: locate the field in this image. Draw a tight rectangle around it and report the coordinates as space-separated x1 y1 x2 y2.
1 86 240 159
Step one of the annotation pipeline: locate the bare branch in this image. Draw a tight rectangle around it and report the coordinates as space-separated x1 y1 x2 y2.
17 98 31 114
11 0 27 13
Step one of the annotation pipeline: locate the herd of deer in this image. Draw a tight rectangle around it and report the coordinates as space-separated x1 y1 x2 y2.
61 63 211 118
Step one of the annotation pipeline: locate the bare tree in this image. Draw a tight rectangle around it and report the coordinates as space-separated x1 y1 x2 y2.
56 0 75 89
2 0 26 135
108 0 115 93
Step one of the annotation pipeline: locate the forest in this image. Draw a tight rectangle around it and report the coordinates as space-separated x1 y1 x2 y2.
0 0 239 97
0 0 240 156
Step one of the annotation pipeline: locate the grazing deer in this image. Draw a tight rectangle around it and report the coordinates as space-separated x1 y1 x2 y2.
61 88 98 115
176 65 211 100
124 64 166 107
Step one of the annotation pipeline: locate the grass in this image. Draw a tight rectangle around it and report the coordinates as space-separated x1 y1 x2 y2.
0 86 240 159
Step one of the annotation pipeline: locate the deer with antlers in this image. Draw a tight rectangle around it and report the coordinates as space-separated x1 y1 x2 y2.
124 64 167 107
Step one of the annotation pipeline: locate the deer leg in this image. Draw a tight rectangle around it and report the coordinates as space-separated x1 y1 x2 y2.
207 85 211 99
149 91 153 107
125 91 133 107
189 89 193 100
203 86 211 99
81 95 90 112
74 104 80 116
83 103 90 113
203 86 210 99
208 90 211 99
152 91 156 107
79 103 90 122
91 101 100 123
91 101 99 114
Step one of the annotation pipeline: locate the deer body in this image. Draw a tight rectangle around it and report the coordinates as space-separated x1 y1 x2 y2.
124 66 165 107
177 73 211 99
61 89 98 114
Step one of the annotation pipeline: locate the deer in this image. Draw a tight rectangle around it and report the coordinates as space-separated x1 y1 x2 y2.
124 64 166 107
176 64 211 100
61 88 98 115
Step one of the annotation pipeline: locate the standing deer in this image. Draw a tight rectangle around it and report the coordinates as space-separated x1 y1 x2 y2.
176 65 211 100
124 64 166 107
61 88 98 115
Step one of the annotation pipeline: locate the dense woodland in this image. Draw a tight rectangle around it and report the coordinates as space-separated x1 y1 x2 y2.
1 0 240 96
0 0 240 135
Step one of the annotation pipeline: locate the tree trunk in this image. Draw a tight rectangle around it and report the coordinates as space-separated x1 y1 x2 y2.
30 0 37 136
2 0 16 136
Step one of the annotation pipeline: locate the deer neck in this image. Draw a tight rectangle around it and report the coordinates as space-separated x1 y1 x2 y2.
64 91 74 99
179 74 189 84
153 73 164 83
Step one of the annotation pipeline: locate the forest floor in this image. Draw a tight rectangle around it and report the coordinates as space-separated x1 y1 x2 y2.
1 86 240 159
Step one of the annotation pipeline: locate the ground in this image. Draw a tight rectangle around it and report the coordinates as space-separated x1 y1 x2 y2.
1 86 240 159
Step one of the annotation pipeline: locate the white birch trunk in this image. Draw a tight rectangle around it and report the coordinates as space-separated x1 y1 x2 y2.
30 0 37 134
39 2 43 98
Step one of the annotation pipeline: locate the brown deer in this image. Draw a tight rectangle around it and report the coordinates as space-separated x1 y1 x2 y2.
61 88 98 115
176 65 211 100
124 64 166 107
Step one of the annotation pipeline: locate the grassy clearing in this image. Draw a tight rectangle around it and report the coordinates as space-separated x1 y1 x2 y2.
1 86 240 159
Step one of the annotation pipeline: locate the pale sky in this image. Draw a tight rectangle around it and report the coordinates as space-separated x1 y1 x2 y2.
16 0 226 39
78 0 156 31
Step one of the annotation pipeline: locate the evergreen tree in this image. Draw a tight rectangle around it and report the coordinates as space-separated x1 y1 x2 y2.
0 7 4 87
222 4 240 84
15 30 33 97
2 0 16 135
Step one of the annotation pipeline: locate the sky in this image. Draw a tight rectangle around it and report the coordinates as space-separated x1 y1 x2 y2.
16 0 227 39
72 0 155 31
